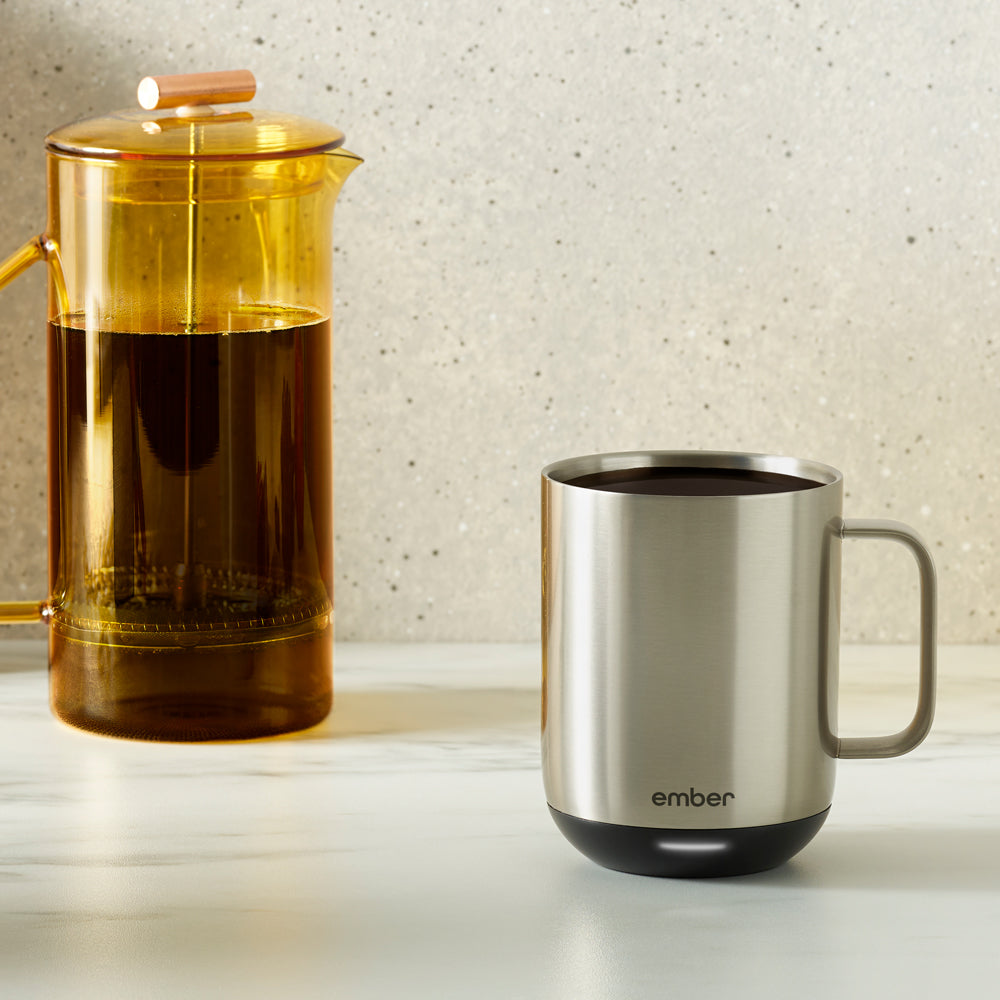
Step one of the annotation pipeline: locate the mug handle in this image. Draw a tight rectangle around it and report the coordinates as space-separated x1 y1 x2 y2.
835 518 937 759
0 235 53 625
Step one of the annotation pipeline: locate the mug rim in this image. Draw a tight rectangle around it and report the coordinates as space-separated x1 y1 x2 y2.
541 450 843 494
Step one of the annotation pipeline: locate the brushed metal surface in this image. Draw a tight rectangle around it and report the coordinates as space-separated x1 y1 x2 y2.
542 451 844 830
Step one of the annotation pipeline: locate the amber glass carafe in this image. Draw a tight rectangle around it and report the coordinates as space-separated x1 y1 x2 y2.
0 72 361 739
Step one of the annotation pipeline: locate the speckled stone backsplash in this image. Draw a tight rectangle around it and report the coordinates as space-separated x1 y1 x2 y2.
0 1 996 641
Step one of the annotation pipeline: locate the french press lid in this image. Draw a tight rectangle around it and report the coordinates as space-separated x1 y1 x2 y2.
45 70 346 160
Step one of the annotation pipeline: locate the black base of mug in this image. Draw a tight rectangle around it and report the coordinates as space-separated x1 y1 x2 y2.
548 804 831 878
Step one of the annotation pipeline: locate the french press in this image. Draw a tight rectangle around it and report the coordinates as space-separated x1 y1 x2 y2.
0 71 361 740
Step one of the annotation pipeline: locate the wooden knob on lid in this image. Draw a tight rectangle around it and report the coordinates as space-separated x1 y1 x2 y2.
137 70 257 111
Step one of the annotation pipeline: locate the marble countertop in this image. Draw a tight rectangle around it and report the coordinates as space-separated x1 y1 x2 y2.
1 641 998 998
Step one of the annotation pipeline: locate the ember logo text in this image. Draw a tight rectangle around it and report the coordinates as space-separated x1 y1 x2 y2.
651 788 735 807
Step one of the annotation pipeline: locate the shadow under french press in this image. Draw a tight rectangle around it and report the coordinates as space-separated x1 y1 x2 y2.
294 686 539 741
742 827 1000 893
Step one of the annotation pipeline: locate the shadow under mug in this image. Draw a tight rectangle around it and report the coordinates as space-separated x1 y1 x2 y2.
541 450 937 877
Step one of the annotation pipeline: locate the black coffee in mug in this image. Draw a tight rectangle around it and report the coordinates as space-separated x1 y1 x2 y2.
567 466 824 496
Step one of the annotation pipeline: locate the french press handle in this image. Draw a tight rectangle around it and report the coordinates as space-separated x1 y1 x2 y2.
0 236 53 624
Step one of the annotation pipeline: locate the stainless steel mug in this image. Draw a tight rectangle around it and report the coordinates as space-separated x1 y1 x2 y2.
541 451 937 877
